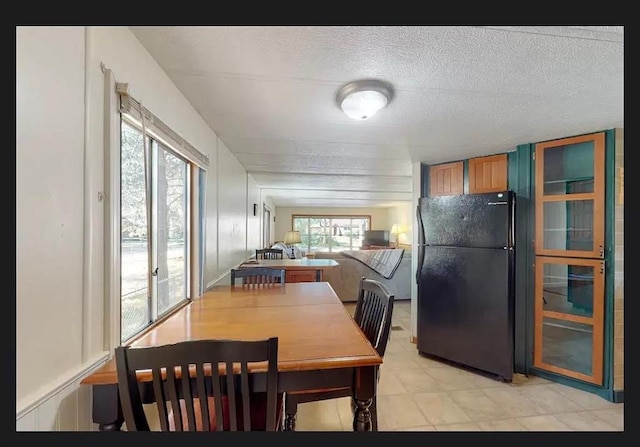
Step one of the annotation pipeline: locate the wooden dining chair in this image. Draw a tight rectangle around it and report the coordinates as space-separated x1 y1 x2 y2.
284 277 394 431
230 267 286 286
115 337 281 431
256 248 284 260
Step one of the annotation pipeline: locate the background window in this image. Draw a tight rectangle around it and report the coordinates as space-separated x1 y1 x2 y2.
293 215 370 252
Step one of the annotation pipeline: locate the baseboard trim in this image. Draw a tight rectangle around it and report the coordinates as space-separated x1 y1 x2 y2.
612 390 624 403
206 259 255 291
16 351 109 418
206 272 229 290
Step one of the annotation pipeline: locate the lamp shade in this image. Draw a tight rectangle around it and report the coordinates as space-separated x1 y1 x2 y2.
390 224 402 235
284 230 302 245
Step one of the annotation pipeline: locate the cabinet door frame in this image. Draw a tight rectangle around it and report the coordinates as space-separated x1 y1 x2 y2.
533 256 605 385
429 161 464 196
534 132 605 259
468 153 508 194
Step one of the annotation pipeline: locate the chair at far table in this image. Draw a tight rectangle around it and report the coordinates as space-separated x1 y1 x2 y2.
231 267 286 286
256 248 284 260
284 277 394 431
115 337 282 431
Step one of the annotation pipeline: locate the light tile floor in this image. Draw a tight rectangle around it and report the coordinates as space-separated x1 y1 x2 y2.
294 301 624 432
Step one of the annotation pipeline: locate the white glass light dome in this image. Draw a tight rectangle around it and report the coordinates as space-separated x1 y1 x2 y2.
340 90 389 120
336 80 393 121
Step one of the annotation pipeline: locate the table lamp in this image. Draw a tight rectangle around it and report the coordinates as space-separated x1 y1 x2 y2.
284 230 302 258
390 224 403 248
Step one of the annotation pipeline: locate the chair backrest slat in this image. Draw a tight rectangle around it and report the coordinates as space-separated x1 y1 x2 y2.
115 338 279 432
152 369 169 431
226 360 237 431
230 267 286 287
195 363 211 431
211 361 224 431
241 362 251 431
354 277 395 358
265 337 279 430
166 366 182 431
256 248 284 260
181 363 197 431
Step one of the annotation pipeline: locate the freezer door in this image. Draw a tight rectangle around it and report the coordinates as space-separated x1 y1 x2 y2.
417 246 514 380
419 191 514 248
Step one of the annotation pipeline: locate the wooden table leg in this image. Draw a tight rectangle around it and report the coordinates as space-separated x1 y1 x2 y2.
92 384 124 431
352 365 376 431
283 393 298 431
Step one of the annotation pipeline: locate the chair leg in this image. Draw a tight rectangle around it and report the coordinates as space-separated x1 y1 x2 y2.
284 393 298 431
370 395 377 431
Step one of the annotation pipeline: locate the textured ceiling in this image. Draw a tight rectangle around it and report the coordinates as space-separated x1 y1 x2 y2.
130 26 624 208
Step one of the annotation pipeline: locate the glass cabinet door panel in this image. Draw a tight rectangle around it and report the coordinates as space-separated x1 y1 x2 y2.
542 200 595 252
534 256 604 385
535 132 604 259
542 317 593 376
543 141 595 196
541 262 595 318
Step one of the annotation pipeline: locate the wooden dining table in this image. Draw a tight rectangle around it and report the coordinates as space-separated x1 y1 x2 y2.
80 282 382 431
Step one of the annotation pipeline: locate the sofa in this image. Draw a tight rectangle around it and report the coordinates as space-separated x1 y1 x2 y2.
312 250 411 303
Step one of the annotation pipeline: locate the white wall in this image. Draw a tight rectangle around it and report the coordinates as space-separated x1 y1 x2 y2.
17 25 87 415
214 138 249 281
261 196 276 247
203 141 219 286
16 26 255 429
274 206 391 243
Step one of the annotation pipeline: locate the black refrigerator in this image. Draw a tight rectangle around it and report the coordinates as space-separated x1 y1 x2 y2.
416 191 515 381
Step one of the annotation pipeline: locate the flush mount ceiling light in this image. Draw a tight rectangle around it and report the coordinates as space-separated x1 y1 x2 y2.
336 79 394 120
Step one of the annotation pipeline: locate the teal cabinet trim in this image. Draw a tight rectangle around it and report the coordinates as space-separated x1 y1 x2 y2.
463 159 469 194
420 162 429 198
512 144 534 374
604 129 616 393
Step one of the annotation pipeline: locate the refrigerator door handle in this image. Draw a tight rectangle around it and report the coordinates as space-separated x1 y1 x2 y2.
416 203 425 246
416 246 423 284
416 204 426 284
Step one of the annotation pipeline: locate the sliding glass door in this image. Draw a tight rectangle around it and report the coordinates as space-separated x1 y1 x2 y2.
120 120 190 342
153 140 189 317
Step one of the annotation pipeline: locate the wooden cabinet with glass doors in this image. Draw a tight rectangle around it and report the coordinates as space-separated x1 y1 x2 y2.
534 131 606 385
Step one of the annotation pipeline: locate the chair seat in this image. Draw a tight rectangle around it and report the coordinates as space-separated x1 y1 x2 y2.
169 393 283 431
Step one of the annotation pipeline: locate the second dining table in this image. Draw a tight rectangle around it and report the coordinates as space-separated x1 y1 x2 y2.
80 281 382 431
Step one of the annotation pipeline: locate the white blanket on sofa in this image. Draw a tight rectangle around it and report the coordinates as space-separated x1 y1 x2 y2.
270 242 305 259
341 248 405 279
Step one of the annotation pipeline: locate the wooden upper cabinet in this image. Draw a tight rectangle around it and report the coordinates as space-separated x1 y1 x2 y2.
469 154 508 193
429 161 464 196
